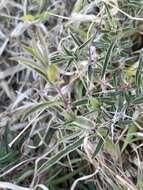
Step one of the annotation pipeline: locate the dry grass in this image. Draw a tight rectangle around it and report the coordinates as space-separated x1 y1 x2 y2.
1 0 143 189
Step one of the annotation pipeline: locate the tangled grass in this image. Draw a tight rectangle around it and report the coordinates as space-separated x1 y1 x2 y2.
1 0 143 189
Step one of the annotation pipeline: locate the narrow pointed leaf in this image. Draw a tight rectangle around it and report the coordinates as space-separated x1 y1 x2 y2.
101 40 116 79
38 137 83 173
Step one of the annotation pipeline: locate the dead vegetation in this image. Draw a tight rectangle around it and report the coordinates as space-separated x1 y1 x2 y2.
1 0 143 190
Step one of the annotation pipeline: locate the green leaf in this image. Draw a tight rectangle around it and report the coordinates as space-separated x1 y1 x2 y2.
63 46 74 57
122 125 138 152
70 32 82 47
78 36 93 50
23 44 47 67
132 96 143 104
104 3 117 29
92 138 104 158
72 98 88 107
38 137 83 173
101 40 116 79
73 0 85 13
135 49 143 94
49 165 86 186
73 116 95 129
104 140 119 160
75 80 84 98
92 130 109 158
13 57 48 81
89 97 99 110
47 64 57 82
21 14 35 21
36 29 49 65
22 101 59 119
